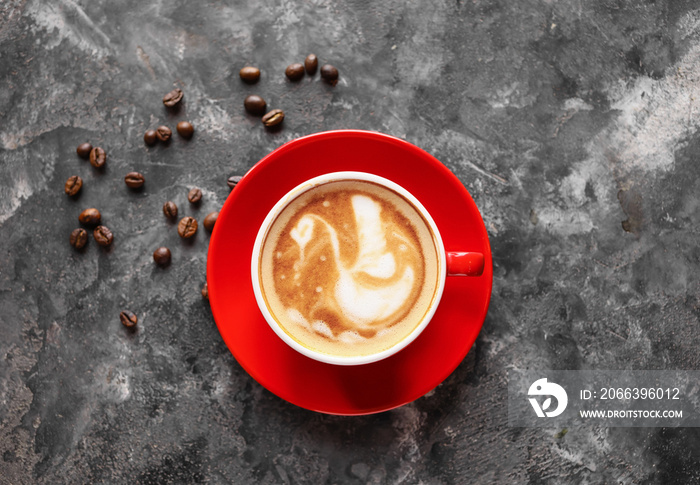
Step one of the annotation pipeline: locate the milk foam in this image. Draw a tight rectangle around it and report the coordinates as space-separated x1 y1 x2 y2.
287 195 416 326
259 180 440 358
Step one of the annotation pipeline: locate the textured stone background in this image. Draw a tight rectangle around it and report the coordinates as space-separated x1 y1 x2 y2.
2 0 700 483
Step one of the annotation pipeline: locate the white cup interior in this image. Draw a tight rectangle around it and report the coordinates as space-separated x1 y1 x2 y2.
251 171 447 366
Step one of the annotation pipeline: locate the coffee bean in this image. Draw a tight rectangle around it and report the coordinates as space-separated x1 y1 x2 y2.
176 121 194 139
203 211 218 231
262 109 284 128
65 175 83 196
187 187 202 204
120 310 137 328
93 225 114 246
320 64 339 85
239 66 261 83
153 247 171 266
244 95 267 116
162 201 178 219
156 126 172 142
163 88 184 108
227 175 243 189
124 172 145 189
178 216 198 238
76 143 93 159
144 130 157 146
305 54 318 75
79 208 101 226
285 63 305 81
69 228 88 250
89 147 106 168
201 282 209 300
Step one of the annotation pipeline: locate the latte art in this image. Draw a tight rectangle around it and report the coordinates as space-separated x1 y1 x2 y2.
291 194 418 327
259 180 440 358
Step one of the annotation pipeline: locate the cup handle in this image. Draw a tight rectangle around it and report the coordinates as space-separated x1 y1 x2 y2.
446 252 484 277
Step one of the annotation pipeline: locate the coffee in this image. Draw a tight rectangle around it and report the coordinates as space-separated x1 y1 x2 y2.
79 208 101 226
178 216 198 238
65 175 83 196
93 225 114 246
262 109 284 128
187 187 202 204
124 172 145 189
162 88 183 108
69 228 88 250
320 64 339 85
239 66 261 84
176 121 194 139
304 54 318 75
244 95 267 116
203 211 218 231
285 63 305 81
120 310 137 328
156 126 172 142
227 175 243 189
76 143 93 159
153 247 171 266
144 130 157 146
89 147 106 168
162 201 178 219
258 179 440 358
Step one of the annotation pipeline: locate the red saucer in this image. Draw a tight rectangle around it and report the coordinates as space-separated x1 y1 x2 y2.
207 130 492 415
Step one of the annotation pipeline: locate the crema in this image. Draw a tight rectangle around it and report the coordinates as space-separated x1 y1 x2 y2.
258 179 440 358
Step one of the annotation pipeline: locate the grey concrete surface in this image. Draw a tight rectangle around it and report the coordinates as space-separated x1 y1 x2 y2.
1 0 700 483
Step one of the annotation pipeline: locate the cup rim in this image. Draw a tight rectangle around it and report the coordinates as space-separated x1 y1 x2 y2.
250 171 447 366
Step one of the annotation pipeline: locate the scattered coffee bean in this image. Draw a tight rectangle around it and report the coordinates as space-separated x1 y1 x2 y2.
262 109 284 128
305 54 318 75
144 130 157 146
69 228 88 250
203 211 218 231
320 64 339 85
187 187 202 204
79 208 101 226
124 172 145 189
239 66 261 83
227 175 243 189
178 216 198 238
162 88 184 108
76 143 93 159
65 175 83 196
176 121 194 139
93 225 114 246
120 310 138 328
201 282 209 300
153 247 172 266
156 126 172 142
162 201 178 219
89 147 106 168
244 95 267 116
285 63 305 81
